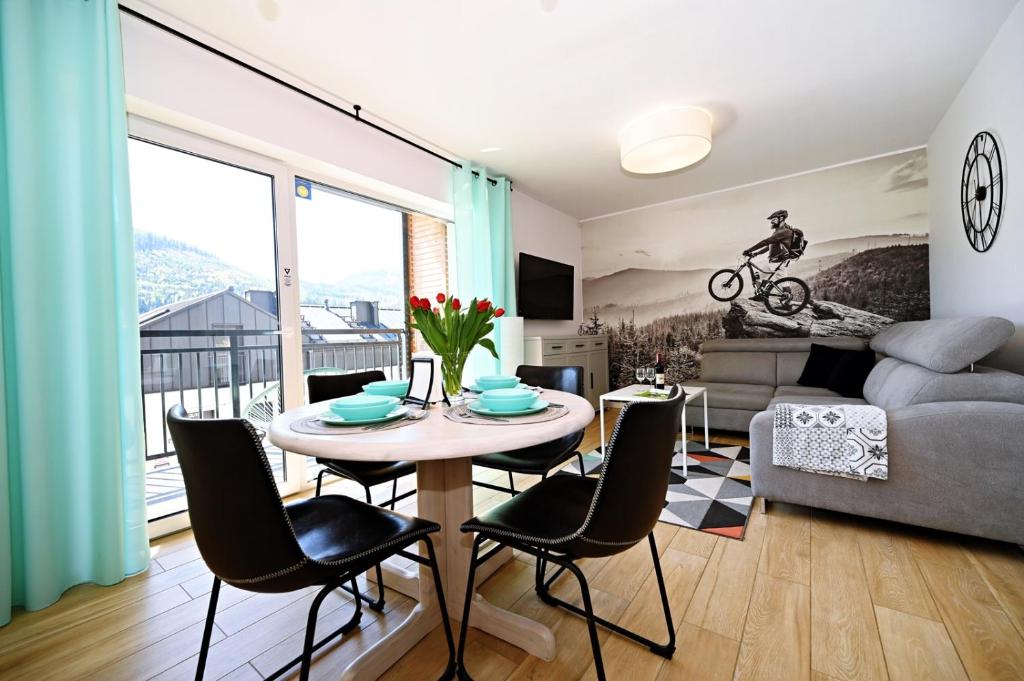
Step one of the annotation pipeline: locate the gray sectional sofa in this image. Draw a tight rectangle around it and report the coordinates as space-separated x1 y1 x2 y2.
683 335 870 432
686 317 1024 545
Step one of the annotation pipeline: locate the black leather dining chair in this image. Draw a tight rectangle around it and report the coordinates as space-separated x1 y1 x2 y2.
455 388 686 681
471 365 587 496
308 369 417 610
166 405 455 681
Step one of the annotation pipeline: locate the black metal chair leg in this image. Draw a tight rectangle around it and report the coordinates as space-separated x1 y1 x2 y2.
298 579 350 681
315 469 327 497
561 558 606 681
534 548 550 603
350 484 386 612
263 579 362 681
456 536 486 680
422 538 457 681
194 576 221 681
577 452 586 477
390 478 399 510
507 471 517 496
647 533 677 656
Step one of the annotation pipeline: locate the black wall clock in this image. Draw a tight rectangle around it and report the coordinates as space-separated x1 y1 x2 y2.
961 131 1003 252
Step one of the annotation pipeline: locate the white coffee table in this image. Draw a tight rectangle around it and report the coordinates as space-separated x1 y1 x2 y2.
598 385 709 476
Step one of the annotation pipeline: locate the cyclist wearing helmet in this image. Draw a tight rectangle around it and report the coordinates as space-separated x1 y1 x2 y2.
743 209 804 263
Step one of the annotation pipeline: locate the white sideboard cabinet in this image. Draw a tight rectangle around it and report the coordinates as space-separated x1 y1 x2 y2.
523 334 609 409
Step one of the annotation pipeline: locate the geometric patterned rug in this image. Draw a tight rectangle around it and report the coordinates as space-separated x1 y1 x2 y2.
662 439 752 540
566 438 753 541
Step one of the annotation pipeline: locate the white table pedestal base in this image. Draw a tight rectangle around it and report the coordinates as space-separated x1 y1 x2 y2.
337 456 555 679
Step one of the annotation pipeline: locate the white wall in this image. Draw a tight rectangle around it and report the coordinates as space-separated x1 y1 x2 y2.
120 10 585 338
511 191 583 337
928 0 1024 371
120 12 452 211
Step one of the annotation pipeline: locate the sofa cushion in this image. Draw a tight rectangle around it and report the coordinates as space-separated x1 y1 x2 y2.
776 352 811 386
870 317 1014 373
863 357 1024 410
774 385 842 399
703 337 867 354
700 352 776 386
768 395 868 409
684 382 775 411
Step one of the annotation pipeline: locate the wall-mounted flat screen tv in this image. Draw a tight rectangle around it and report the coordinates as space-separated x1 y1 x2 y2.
518 253 574 320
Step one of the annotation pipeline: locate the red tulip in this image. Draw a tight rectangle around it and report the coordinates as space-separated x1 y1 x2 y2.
419 298 431 310
436 292 446 304
476 300 490 313
495 308 505 317
452 298 462 311
409 295 420 308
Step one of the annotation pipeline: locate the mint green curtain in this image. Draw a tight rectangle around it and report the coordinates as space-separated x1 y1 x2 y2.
0 0 149 626
452 165 515 379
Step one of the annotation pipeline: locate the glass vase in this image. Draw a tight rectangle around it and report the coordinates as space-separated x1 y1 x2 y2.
440 352 467 400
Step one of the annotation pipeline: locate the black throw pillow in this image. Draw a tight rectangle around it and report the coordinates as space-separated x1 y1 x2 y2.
827 348 876 399
797 343 845 388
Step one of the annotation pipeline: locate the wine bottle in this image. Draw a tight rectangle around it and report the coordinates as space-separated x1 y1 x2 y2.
654 353 665 390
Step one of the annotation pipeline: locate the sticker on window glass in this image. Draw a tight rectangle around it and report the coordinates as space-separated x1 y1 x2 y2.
295 178 312 199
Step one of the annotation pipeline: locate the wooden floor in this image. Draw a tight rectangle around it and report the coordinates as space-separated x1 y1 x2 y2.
2 419 1024 681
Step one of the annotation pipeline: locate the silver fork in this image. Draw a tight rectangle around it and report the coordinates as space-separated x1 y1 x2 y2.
454 406 509 423
363 409 428 431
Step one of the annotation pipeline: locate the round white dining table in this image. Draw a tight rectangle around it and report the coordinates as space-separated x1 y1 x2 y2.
269 389 595 681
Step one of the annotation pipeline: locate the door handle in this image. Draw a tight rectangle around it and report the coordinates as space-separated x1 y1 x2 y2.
590 372 594 389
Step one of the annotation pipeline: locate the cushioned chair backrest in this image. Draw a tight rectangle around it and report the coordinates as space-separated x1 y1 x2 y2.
516 364 584 396
308 369 386 403
166 405 305 584
580 387 685 547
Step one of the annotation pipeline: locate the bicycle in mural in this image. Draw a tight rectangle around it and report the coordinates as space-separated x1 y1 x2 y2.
708 255 811 316
708 208 812 316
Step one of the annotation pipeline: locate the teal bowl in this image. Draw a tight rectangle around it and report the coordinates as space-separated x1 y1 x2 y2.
476 375 522 390
330 394 400 419
478 387 536 412
363 379 410 397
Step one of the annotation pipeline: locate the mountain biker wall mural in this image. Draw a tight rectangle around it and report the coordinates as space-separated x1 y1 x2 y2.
582 148 930 389
708 208 811 316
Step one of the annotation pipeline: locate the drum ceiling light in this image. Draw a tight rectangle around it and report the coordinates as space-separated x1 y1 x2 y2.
619 107 712 174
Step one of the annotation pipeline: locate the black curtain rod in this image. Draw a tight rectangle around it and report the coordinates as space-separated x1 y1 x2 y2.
118 4 509 189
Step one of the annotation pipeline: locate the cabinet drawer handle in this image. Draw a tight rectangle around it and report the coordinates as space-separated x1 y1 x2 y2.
575 343 586 348
591 372 594 389
551 345 563 350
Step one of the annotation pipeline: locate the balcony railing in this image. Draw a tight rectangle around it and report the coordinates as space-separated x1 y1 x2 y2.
140 327 408 462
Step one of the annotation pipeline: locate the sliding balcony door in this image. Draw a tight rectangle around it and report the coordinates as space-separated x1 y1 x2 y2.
293 180 414 483
127 123 303 535
126 119 452 534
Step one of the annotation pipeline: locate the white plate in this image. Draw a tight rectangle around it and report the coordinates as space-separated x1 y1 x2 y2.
318 405 409 426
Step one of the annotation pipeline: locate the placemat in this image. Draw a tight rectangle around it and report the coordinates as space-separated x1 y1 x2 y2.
443 403 569 426
290 411 428 435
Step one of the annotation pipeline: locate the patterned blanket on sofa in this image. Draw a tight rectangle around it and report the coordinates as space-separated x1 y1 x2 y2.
772 404 888 480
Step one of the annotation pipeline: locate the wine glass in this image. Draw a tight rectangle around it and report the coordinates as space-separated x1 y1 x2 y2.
645 367 656 385
635 366 646 385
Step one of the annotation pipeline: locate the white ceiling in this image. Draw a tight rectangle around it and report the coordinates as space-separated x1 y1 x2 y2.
134 0 1018 219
